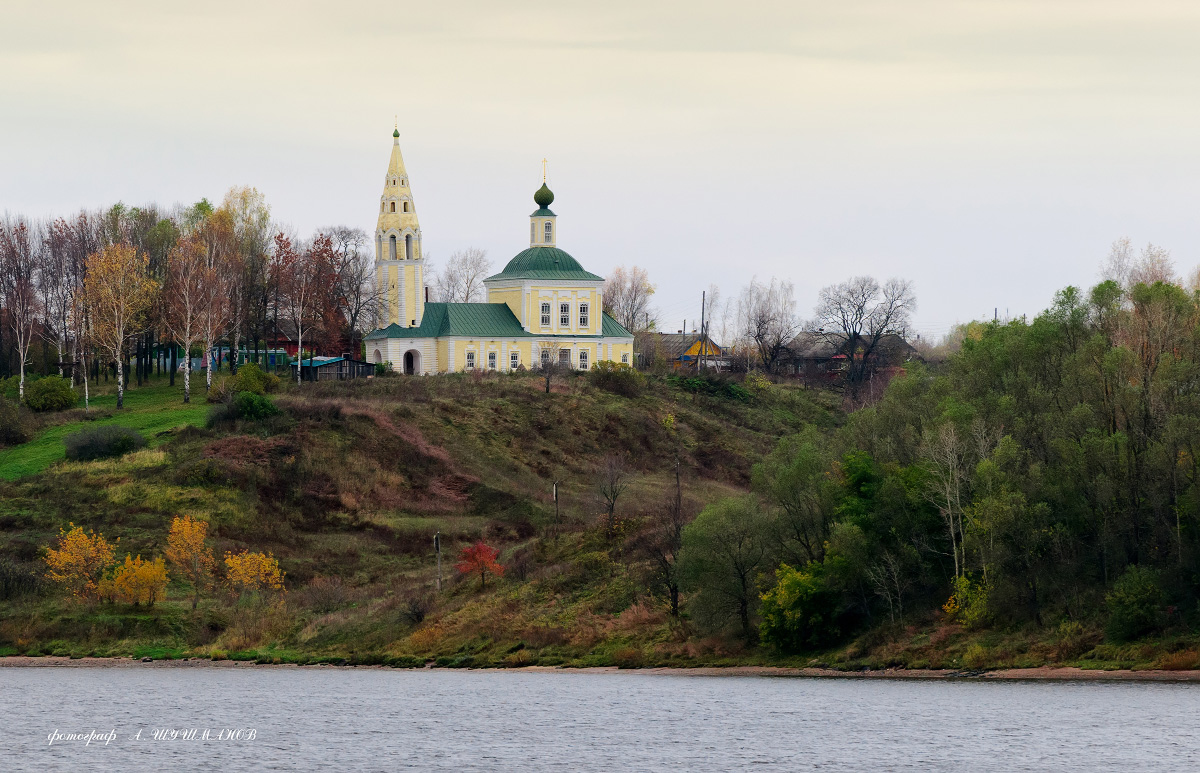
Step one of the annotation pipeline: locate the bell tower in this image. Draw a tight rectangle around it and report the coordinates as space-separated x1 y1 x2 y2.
375 127 425 327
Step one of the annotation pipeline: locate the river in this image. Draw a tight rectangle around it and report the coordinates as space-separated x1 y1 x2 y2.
1 667 1195 771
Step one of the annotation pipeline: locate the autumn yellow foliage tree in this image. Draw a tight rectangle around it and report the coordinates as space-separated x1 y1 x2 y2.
224 550 285 599
165 515 215 609
43 524 116 601
83 244 160 409
100 555 169 606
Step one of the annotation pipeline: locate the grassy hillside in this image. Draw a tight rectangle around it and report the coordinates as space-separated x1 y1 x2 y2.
0 369 841 664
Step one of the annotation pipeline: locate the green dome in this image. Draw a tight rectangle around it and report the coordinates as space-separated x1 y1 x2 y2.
393 128 400 138
534 183 554 208
487 247 602 282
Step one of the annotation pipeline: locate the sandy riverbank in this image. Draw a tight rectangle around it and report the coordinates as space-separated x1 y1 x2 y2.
2 656 1200 681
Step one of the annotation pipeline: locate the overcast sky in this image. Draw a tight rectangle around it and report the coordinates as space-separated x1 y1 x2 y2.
4 0 1200 341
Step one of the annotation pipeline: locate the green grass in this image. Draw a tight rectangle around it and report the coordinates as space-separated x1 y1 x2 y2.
0 379 209 481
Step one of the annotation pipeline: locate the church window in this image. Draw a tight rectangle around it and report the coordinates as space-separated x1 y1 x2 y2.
540 349 550 367
578 350 588 370
559 349 570 366
540 302 551 327
560 303 570 327
389 235 397 260
531 222 535 243
544 221 553 242
405 234 413 260
488 351 497 370
621 353 629 364
390 202 396 213
511 351 519 369
403 201 410 213
466 351 476 370
380 203 385 213
579 303 589 328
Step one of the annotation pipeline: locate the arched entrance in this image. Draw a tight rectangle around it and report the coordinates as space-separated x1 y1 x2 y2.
372 349 382 364
404 349 421 375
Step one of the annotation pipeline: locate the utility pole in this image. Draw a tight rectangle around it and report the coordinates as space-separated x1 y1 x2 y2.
434 531 442 591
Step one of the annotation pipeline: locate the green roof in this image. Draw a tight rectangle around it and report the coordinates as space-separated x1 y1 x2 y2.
530 207 556 217
364 305 633 341
486 247 603 282
602 313 632 338
366 303 532 340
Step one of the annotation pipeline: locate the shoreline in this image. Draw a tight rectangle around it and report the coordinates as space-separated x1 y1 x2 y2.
2 656 1199 682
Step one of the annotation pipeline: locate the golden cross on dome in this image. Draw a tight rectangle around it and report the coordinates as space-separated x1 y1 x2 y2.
541 158 548 182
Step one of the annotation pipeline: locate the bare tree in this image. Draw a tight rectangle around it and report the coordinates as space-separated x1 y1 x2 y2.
323 226 377 357
598 455 631 539
814 275 915 394
603 266 656 332
433 248 490 303
160 235 209 403
536 339 565 393
867 550 912 623
736 276 798 374
0 218 42 401
638 454 689 616
41 219 75 377
921 423 968 578
277 233 320 384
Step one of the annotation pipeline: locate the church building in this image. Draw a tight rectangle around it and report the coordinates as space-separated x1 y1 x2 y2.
365 129 635 375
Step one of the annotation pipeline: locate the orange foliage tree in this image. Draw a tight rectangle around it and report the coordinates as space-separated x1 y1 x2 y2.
43 524 116 601
101 555 169 606
165 515 216 609
454 542 504 589
224 550 285 599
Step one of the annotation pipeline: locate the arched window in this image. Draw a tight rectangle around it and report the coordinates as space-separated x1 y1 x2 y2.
560 302 570 327
466 351 476 370
578 350 588 370
376 234 382 259
540 349 550 367
579 303 589 328
389 235 397 260
380 202 385 213
488 351 497 370
403 201 410 213
540 302 551 327
405 234 413 261
531 222 535 243
544 221 553 242
390 202 396 213
510 351 519 370
559 349 570 366
621 353 629 364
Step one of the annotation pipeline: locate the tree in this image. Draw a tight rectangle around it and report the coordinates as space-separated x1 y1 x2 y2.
276 233 320 384
82 244 159 409
434 248 490 303
43 524 115 602
813 275 915 394
0 218 41 401
224 550 285 599
102 555 168 606
603 266 656 332
40 218 76 378
323 225 376 357
160 236 210 403
454 542 504 589
537 339 565 393
753 430 838 564
679 496 775 640
736 277 798 374
221 186 272 374
638 453 689 616
598 456 631 539
165 515 215 609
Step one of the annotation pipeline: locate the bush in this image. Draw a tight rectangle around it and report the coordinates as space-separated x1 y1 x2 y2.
667 373 751 402
234 391 280 421
24 376 78 412
375 361 394 377
231 362 280 395
0 396 32 446
206 376 235 404
63 425 146 461
588 361 644 397
0 558 45 600
1105 565 1165 642
759 563 845 652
